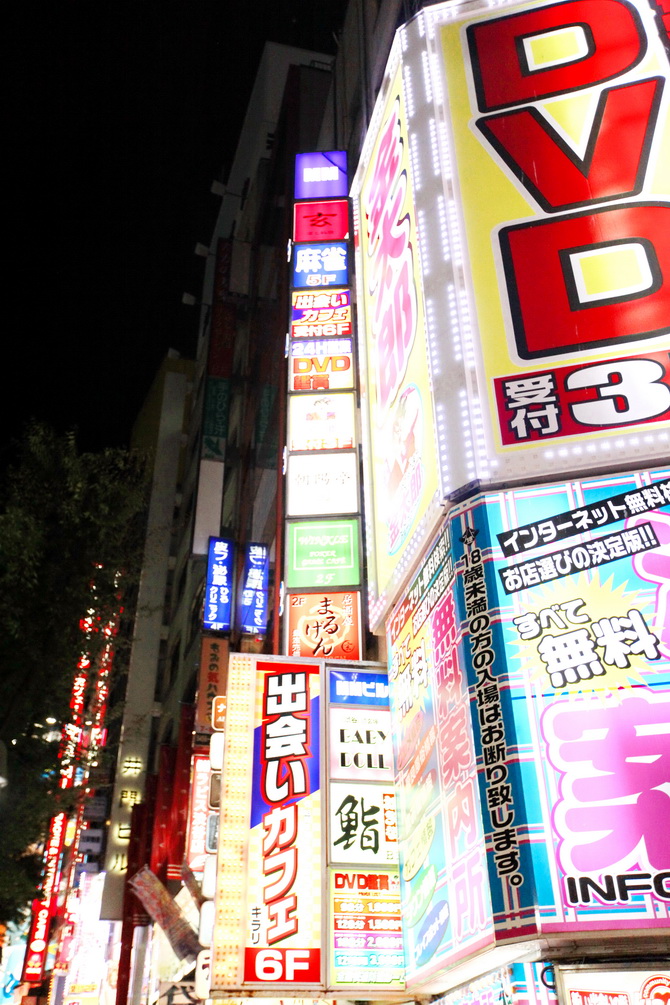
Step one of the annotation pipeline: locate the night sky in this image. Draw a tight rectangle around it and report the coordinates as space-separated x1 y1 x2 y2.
7 1 347 456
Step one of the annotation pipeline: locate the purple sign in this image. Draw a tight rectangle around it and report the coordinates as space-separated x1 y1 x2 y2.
294 151 348 200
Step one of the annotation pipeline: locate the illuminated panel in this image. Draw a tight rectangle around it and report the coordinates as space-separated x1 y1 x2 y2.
211 656 324 992
289 342 354 393
292 242 348 289
211 653 256 989
351 0 670 629
329 705 393 782
238 543 270 636
204 537 234 631
285 518 360 590
351 52 442 632
286 591 362 660
385 517 494 986
288 393 356 452
293 200 350 242
451 466 670 939
290 288 352 341
435 0 670 473
195 637 229 735
243 660 322 986
294 151 348 200
22 813 68 983
286 452 359 517
186 753 212 877
329 869 404 988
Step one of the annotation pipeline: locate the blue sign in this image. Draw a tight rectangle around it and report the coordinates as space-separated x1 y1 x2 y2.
238 543 269 635
329 669 390 706
292 242 348 289
204 537 234 631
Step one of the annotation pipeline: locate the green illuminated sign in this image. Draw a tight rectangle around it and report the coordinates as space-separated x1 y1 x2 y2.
286 519 360 588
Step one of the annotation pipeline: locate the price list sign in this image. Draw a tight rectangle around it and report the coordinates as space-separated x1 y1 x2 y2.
330 869 404 988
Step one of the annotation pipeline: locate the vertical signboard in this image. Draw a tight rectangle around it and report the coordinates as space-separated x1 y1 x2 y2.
211 655 322 992
237 544 269 636
326 664 405 992
203 538 234 631
195 637 229 735
451 467 670 940
285 151 364 660
386 522 494 988
352 59 443 631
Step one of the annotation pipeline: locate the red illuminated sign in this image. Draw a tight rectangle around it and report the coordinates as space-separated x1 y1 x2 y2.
293 200 349 242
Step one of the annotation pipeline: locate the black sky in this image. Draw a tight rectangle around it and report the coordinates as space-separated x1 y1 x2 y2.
8 1 347 455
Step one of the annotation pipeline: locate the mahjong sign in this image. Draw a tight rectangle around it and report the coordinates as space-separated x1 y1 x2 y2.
441 0 670 473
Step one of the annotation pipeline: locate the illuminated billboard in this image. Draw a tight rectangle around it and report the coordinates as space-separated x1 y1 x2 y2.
385 522 493 987
286 452 359 517
288 393 356 452
204 538 234 632
186 753 211 877
289 340 354 392
352 0 670 629
287 591 362 660
237 543 269 635
285 518 360 589
294 151 348 200
292 242 348 288
329 869 404 988
386 468 670 984
290 288 352 341
196 637 228 735
211 655 322 991
388 467 670 979
351 59 443 631
294 200 349 242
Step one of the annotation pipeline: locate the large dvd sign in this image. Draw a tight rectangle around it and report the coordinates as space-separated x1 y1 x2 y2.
352 0 670 628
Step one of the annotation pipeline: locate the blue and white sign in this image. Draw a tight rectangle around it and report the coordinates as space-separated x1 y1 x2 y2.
237 543 269 635
292 242 348 289
204 537 234 631
329 669 390 707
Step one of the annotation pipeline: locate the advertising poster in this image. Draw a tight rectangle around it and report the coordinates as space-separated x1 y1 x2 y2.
452 467 670 938
287 592 362 660
386 522 495 987
438 0 670 471
353 61 442 630
244 660 322 986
